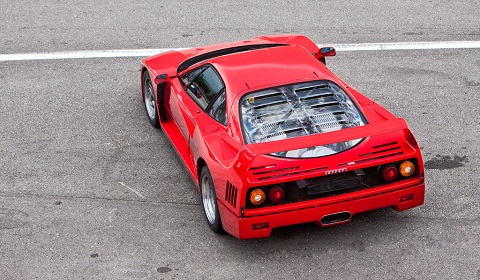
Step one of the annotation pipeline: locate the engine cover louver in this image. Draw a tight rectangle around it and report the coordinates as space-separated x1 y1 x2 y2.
240 80 366 145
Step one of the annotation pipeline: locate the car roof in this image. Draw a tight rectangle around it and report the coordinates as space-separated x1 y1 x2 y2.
206 44 336 98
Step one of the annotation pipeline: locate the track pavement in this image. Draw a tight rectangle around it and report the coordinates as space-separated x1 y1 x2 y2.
1 1 479 279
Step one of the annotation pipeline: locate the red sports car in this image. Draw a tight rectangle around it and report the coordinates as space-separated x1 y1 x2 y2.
140 35 425 239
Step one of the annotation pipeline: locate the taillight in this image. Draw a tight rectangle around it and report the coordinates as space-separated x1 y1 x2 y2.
248 185 286 207
249 189 266 205
268 186 285 203
380 159 418 183
399 160 415 177
382 165 398 182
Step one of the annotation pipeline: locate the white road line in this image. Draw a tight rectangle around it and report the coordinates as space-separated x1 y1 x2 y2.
0 49 186 62
119 182 146 199
1 41 479 62
335 41 480 51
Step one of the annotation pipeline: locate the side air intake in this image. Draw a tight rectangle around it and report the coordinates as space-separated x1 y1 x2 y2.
225 182 238 207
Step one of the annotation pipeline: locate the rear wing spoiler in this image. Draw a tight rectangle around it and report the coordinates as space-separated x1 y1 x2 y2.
244 118 409 156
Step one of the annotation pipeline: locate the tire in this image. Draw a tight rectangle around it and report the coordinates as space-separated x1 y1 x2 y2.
200 166 223 233
142 70 160 127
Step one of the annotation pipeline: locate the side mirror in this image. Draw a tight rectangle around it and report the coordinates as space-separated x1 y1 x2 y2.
320 47 336 57
155 74 167 85
315 47 336 65
189 84 203 99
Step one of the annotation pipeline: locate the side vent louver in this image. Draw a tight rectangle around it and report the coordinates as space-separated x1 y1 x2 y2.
225 182 238 208
156 82 166 120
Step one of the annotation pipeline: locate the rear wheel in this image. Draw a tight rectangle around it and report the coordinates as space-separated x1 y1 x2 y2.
200 166 223 233
142 70 159 127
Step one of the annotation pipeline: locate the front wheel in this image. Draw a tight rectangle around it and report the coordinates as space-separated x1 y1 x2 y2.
142 70 159 127
200 166 223 233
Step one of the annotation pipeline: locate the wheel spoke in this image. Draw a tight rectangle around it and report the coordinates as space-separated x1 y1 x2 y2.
144 80 156 120
202 175 216 224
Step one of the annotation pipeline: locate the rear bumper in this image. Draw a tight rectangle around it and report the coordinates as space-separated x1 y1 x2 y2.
219 183 425 239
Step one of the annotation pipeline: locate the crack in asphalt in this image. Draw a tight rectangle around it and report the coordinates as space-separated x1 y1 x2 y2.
0 191 201 206
0 191 478 223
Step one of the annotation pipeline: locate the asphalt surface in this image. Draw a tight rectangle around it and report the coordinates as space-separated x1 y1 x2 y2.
1 1 480 279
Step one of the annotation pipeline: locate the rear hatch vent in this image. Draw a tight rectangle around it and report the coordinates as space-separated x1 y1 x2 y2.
250 164 328 180
338 141 404 167
240 80 366 145
358 141 403 161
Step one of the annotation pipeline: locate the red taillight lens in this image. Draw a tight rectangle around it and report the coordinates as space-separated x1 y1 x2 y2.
382 165 398 182
268 186 285 203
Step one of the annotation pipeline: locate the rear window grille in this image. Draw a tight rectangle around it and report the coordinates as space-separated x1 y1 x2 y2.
240 81 366 144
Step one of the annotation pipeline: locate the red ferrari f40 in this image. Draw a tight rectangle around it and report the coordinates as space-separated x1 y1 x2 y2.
140 35 425 239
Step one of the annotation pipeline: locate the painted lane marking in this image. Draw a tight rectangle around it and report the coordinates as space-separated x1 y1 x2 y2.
0 49 187 62
1 41 480 62
119 182 146 199
335 41 480 51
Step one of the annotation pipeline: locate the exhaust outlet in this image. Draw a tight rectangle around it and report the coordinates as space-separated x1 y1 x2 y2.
320 211 351 226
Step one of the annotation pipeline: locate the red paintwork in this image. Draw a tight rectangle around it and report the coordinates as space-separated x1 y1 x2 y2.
140 34 425 239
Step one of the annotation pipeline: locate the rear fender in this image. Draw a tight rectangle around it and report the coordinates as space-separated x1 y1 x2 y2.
255 34 319 54
141 50 188 77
